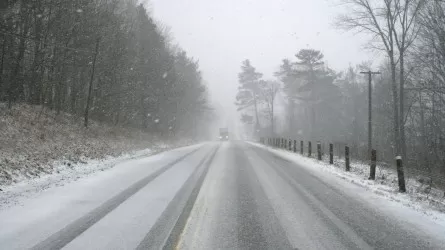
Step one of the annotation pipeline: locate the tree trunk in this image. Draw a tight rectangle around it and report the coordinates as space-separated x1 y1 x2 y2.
0 35 5 100
70 82 77 114
310 104 316 140
271 104 274 136
253 94 260 130
390 55 400 156
29 3 43 105
399 52 407 162
56 78 62 115
419 90 429 172
84 38 100 128
8 6 29 108
140 93 147 129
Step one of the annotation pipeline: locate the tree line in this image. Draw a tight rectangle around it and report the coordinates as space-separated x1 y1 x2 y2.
236 0 445 186
0 0 211 138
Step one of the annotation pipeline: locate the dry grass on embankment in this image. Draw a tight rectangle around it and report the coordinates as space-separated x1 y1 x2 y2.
0 104 183 187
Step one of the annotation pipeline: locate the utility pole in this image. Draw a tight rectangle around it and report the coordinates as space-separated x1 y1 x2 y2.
360 70 381 168
84 37 100 128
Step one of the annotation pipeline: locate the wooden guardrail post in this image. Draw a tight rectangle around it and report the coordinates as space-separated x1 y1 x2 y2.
288 139 292 151
300 141 303 154
329 143 333 164
308 141 312 157
396 156 406 192
317 142 322 160
345 146 350 171
293 140 297 152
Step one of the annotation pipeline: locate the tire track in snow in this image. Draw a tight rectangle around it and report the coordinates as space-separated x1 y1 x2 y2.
30 146 203 250
136 144 219 250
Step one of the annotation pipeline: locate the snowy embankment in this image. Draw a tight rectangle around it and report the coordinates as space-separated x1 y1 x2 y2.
250 142 445 218
0 104 193 206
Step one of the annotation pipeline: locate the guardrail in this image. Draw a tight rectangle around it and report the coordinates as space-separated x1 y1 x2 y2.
260 137 386 187
259 136 445 195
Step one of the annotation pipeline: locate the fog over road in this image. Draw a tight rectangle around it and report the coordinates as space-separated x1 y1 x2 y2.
1 142 444 250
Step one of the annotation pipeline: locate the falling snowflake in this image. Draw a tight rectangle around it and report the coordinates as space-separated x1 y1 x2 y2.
37 14 43 18
76 9 83 13
162 72 168 79
147 113 151 117
169 126 173 130
154 119 160 123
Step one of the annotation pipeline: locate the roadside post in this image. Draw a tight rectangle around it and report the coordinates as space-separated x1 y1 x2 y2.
329 143 333 164
396 156 406 192
308 141 312 157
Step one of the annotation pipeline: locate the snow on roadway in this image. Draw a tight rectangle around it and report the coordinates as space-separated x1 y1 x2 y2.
248 142 445 242
0 143 186 210
63 146 212 250
0 143 204 249
0 149 151 210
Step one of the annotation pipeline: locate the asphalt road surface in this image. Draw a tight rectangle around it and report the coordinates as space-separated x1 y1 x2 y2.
1 141 444 249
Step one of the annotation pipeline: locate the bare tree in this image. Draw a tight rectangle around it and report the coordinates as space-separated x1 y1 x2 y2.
336 0 424 192
260 80 280 136
392 0 425 163
236 59 264 135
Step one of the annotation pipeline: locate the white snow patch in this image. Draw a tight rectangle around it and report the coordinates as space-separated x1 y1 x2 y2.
0 144 178 210
0 143 205 249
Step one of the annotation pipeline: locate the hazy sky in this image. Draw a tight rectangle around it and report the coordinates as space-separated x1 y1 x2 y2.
150 0 376 113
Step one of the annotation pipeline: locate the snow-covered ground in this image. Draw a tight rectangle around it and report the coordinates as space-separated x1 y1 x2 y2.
250 142 445 223
0 143 207 249
0 142 185 211
0 104 197 187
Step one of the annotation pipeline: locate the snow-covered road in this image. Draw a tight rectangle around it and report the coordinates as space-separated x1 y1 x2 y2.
1 141 445 249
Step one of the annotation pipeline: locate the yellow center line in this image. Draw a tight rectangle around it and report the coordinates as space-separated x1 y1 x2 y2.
173 211 193 250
